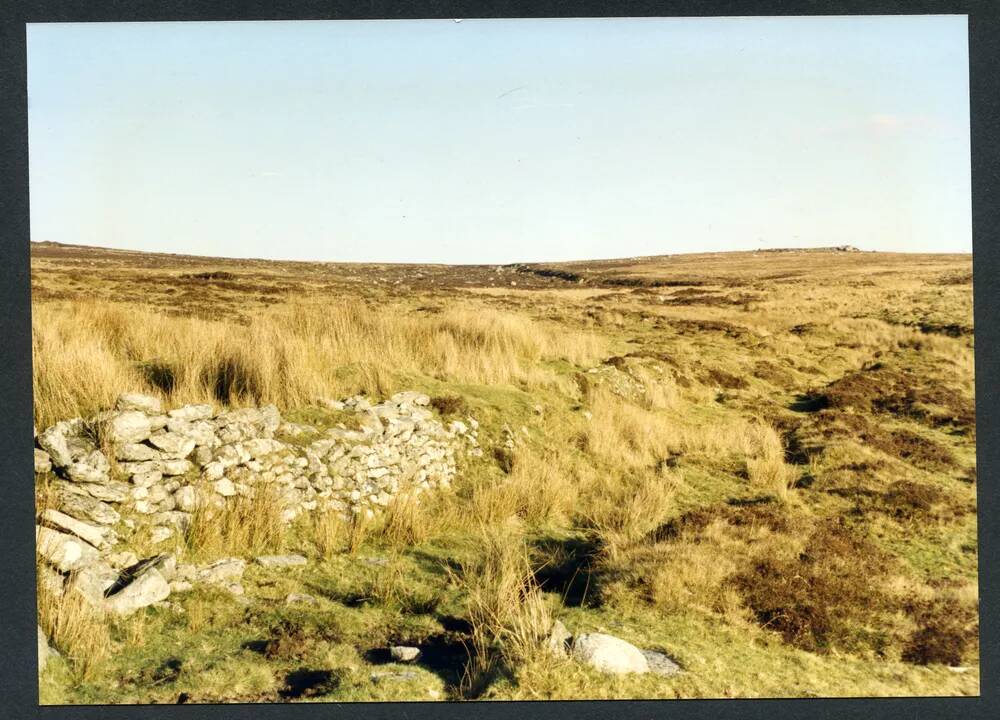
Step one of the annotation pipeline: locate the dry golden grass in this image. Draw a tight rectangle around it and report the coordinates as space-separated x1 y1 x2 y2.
577 466 678 560
185 482 286 560
462 447 579 528
375 492 436 547
31 299 606 428
451 523 552 694
37 563 112 681
583 388 676 467
310 507 374 557
740 422 798 500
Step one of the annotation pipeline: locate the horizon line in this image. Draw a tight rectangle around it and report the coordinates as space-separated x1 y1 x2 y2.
28 239 974 268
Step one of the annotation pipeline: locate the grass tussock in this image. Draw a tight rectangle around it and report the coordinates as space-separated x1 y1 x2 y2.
583 389 674 466
740 422 798 500
375 492 437 547
451 524 553 696
466 448 578 528
578 468 678 559
185 482 286 560
310 508 373 557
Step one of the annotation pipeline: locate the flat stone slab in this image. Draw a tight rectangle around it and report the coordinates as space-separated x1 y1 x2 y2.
371 671 420 684
357 556 389 567
641 649 682 676
117 392 162 414
41 509 108 549
255 554 308 568
197 558 246 584
285 593 318 605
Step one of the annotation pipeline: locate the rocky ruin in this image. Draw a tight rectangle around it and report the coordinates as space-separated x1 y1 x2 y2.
34 391 480 617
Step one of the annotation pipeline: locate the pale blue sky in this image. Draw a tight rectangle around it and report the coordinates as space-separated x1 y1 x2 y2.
27 17 970 264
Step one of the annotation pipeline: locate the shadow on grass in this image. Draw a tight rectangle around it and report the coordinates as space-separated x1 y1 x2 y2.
530 535 603 608
790 394 829 412
279 669 339 699
364 632 471 695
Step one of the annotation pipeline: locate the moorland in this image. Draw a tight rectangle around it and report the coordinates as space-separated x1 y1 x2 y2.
32 241 978 702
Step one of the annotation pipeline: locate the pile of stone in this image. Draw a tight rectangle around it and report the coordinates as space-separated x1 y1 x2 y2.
34 390 479 620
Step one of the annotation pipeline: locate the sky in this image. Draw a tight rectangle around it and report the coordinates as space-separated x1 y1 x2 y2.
27 17 971 264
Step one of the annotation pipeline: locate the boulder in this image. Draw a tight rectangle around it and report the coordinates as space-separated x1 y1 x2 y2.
150 526 174 544
215 408 263 427
279 422 315 438
244 437 285 459
151 511 192 533
116 393 162 414
390 646 421 663
571 633 649 675
37 425 73 467
148 431 196 459
546 619 572 658
104 567 170 616
36 526 100 572
161 459 194 476
120 460 162 476
169 419 217 447
74 479 130 503
173 563 198 583
285 593 318 605
213 478 237 497
223 581 245 597
173 486 200 512
390 391 430 407
106 551 139 570
212 444 243 468
67 561 119 606
64 434 98 462
217 423 256 444
132 470 163 488
260 404 282 433
192 445 214 467
65 461 109 484
641 649 682 677
116 443 160 462
106 411 152 444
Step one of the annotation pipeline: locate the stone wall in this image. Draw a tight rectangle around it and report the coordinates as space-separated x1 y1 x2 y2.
34 391 480 615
